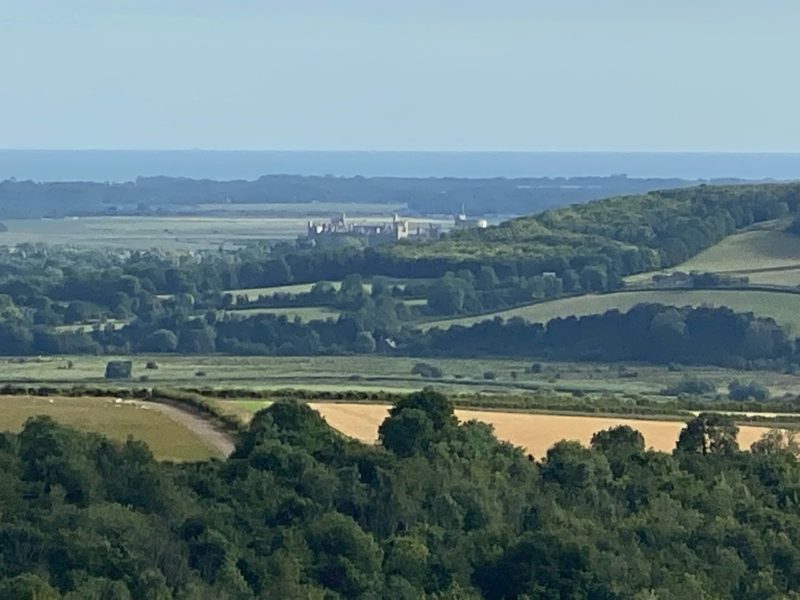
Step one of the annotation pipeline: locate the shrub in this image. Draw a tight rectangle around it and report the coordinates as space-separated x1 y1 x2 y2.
145 360 159 370
483 371 497 381
728 380 769 401
411 362 444 379
104 360 132 380
195 370 207 378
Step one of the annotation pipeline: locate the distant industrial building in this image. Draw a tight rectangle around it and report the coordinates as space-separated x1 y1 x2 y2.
453 205 489 230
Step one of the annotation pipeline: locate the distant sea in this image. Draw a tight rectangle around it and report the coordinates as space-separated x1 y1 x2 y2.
1 150 799 182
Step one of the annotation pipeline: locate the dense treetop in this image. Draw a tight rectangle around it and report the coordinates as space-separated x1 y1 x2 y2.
2 392 800 598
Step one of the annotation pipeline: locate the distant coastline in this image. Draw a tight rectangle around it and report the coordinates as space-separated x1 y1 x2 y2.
1 150 799 182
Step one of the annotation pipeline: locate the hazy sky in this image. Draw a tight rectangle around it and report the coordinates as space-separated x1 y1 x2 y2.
1 0 799 152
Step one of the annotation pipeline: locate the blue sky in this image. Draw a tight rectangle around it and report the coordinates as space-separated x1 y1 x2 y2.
1 0 798 151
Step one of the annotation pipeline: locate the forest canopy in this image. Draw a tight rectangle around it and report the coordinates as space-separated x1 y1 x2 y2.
1 392 800 598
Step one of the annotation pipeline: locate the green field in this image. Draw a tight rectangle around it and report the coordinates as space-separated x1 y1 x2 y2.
5 354 800 400
0 395 214 461
628 220 800 285
224 283 336 299
222 280 415 301
675 224 800 274
738 267 800 287
55 318 132 333
423 289 800 332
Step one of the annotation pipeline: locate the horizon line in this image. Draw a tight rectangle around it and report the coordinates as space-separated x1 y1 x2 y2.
2 148 800 155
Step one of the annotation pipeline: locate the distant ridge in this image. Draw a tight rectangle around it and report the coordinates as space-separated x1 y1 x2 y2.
2 150 799 182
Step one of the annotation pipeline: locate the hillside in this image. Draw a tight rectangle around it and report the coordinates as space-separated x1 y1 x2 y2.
626 218 800 282
421 289 800 333
388 182 800 264
2 182 800 362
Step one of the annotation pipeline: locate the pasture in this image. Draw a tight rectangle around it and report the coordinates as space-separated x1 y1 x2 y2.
742 267 800 287
422 289 800 332
0 395 215 461
676 225 800 274
5 354 800 399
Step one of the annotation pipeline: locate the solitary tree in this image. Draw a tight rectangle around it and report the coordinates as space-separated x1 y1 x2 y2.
675 413 739 455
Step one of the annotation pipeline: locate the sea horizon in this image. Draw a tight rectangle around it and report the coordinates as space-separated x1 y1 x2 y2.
1 149 799 183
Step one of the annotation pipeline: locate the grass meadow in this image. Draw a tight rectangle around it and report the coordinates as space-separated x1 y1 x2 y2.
0 395 214 461
422 289 800 332
627 219 800 285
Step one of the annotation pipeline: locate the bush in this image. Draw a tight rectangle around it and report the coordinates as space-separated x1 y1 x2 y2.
411 362 444 379
104 360 132 380
195 370 207 378
528 363 543 374
145 360 159 370
483 371 497 380
728 380 769 401
141 329 178 353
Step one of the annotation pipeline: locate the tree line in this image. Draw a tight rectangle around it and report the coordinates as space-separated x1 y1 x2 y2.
413 303 797 369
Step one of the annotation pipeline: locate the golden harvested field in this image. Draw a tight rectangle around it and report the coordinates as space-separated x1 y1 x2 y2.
308 403 775 457
0 395 215 462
